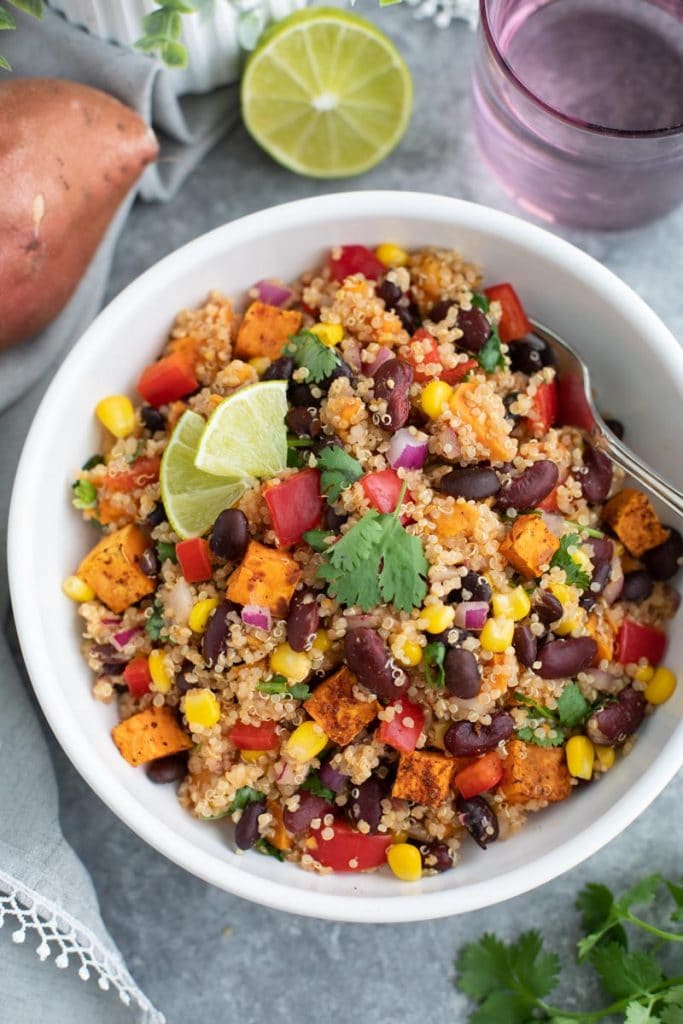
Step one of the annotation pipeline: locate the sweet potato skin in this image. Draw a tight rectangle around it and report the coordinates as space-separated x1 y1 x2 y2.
78 524 155 614
500 514 560 578
392 750 455 807
234 302 302 360
304 666 379 746
0 78 158 348
112 706 192 767
603 488 669 557
500 739 571 805
226 540 301 618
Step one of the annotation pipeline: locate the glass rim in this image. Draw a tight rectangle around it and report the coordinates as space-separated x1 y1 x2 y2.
479 0 683 139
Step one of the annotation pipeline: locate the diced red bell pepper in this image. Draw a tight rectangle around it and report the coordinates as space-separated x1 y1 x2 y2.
405 329 443 382
308 819 392 872
376 696 425 753
263 469 322 547
104 456 161 492
441 359 478 385
615 619 667 666
137 352 198 407
525 379 558 437
328 245 385 282
361 469 412 525
483 283 532 343
229 720 279 751
123 656 151 698
557 373 595 432
454 751 504 799
176 537 212 583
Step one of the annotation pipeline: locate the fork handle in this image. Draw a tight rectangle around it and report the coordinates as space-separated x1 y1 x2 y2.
600 433 683 521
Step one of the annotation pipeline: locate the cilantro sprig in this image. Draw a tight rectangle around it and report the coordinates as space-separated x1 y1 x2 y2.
514 684 590 747
145 600 166 642
470 292 505 374
551 534 591 590
317 445 363 502
72 479 97 510
456 873 683 1024
424 642 446 689
301 771 335 802
258 675 310 700
229 786 264 813
285 329 341 384
156 540 178 564
303 529 335 552
316 482 428 613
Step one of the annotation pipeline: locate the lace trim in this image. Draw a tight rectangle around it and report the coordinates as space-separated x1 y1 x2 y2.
0 868 164 1024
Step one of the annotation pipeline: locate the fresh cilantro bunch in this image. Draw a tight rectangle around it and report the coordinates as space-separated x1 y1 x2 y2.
515 684 590 747
471 292 505 374
551 534 591 590
285 329 341 384
456 873 683 1024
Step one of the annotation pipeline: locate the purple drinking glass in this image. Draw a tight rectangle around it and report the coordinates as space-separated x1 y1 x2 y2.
472 0 683 230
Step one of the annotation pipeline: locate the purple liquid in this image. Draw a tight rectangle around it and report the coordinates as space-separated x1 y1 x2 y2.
473 0 683 229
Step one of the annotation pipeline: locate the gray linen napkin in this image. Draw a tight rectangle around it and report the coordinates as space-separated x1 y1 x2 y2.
1 8 239 1021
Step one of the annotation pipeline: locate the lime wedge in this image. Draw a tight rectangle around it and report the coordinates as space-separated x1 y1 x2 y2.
160 410 251 539
194 380 288 479
241 8 413 178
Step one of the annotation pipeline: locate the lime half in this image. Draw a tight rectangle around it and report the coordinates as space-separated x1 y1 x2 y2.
160 410 251 539
241 8 413 178
194 380 288 479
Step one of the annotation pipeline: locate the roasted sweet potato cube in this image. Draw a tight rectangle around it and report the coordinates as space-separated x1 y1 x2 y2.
304 666 379 745
586 612 615 664
111 706 192 767
392 750 455 807
267 799 293 851
429 500 479 541
226 540 301 618
500 514 560 578
499 739 571 806
603 487 669 557
78 523 155 613
234 301 302 360
449 379 516 462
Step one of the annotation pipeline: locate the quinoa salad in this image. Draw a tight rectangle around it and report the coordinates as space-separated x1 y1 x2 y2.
65 243 681 881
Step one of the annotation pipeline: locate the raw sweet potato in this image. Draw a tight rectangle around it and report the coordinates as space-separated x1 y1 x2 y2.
0 78 158 348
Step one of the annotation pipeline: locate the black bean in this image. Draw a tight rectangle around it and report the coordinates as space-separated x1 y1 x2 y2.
621 570 654 603
537 637 598 679
454 570 492 604
513 624 537 667
210 509 249 562
283 792 332 834
289 382 318 407
395 302 421 335
439 466 500 501
444 648 481 699
140 547 159 578
175 660 195 694
141 405 166 432
445 712 514 757
533 590 563 626
323 502 347 532
203 600 234 667
429 299 455 323
372 358 414 432
348 776 384 833
643 528 683 581
377 279 403 309
604 417 624 439
146 500 166 527
456 795 499 849
582 444 613 504
319 759 349 794
286 588 320 652
343 628 407 699
100 662 126 676
417 840 453 872
580 594 596 612
509 336 556 375
263 356 294 381
586 686 645 746
145 752 188 784
456 307 491 353
497 460 559 511
286 406 321 438
324 359 354 390
503 393 522 424
235 800 266 850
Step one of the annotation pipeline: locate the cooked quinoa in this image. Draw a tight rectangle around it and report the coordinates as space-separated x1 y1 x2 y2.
68 243 681 880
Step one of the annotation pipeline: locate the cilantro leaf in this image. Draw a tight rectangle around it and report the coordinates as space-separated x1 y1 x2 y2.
456 930 559 1023
590 943 663 1000
81 454 105 471
376 514 429 613
550 534 590 590
576 882 627 948
145 601 165 642
229 786 264 813
617 875 665 915
303 529 335 552
126 440 145 464
557 683 590 729
476 324 505 374
258 675 310 700
156 540 177 564
514 691 556 721
424 642 446 689
317 445 363 502
516 725 565 747
254 837 285 861
667 881 683 922
661 1006 683 1024
71 479 97 510
626 1005 661 1024
285 329 341 384
301 771 335 802
471 292 490 313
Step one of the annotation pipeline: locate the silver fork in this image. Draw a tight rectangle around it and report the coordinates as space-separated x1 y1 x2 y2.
531 320 683 520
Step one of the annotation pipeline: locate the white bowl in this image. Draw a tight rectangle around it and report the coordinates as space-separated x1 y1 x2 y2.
9 192 683 922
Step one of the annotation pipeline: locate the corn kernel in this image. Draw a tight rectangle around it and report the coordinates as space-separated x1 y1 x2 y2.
554 610 586 637
62 575 95 603
479 616 515 653
285 720 328 763
375 243 409 268
148 649 173 693
270 642 311 683
645 666 677 705
392 831 409 844
492 586 531 622
594 745 615 771
571 547 592 574
309 322 344 347
95 395 136 438
420 380 453 419
566 735 594 780
393 639 423 667
188 597 220 634
549 582 574 607
387 842 422 881
184 687 220 728
312 630 331 653
241 749 268 762
248 356 271 375
633 664 654 683
419 603 455 635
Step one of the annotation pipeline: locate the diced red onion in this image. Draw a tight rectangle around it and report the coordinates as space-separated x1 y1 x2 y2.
541 513 565 537
251 279 293 307
112 627 141 649
241 605 272 632
453 601 489 630
344 340 363 374
319 759 349 794
388 428 428 471
167 577 193 624
102 617 121 626
368 347 393 376
602 560 624 606
275 761 299 786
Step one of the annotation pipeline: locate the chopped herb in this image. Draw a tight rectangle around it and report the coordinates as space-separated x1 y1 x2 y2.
258 675 311 700
557 682 590 729
513 691 556 721
285 329 341 384
564 518 605 539
156 540 177 564
301 772 335 802
303 529 335 553
254 838 285 861
287 436 315 448
287 446 306 469
145 601 165 642
424 642 446 689
71 479 97 510
229 786 265 813
316 483 428 613
551 534 591 590
476 323 505 374
471 292 490 313
126 440 145 464
317 445 363 502
81 454 105 471
515 725 565 747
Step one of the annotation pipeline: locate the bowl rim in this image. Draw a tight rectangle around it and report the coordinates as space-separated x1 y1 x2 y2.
9 190 683 923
